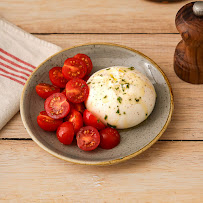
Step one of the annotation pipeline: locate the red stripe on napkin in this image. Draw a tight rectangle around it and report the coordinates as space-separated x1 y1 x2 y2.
0 48 37 85
0 73 25 85
0 55 33 73
0 61 30 77
0 67 27 81
0 48 36 70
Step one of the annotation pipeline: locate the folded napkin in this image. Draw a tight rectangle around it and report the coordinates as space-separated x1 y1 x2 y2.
0 18 62 130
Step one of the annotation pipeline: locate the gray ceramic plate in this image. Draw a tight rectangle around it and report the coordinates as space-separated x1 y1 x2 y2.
20 43 174 165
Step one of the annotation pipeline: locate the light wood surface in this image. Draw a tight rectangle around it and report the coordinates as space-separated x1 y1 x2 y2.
0 0 191 33
0 0 203 202
0 141 203 202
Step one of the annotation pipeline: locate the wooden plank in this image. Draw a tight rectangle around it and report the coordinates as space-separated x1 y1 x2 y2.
0 0 191 33
1 34 203 140
0 141 202 202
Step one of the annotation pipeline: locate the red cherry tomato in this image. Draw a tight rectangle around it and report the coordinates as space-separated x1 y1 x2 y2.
83 109 106 130
69 102 85 114
83 75 90 82
100 128 120 149
45 93 70 119
74 54 93 75
56 122 74 145
61 88 66 97
62 57 87 80
37 111 63 131
49 67 68 88
76 126 100 151
64 109 83 134
36 83 60 99
66 79 89 103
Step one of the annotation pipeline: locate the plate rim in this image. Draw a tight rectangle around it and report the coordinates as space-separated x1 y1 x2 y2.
20 42 174 165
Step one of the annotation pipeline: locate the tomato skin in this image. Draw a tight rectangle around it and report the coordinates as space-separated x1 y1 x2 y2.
56 122 74 145
83 75 90 82
76 126 100 151
45 93 70 119
62 57 87 80
69 102 85 114
49 67 68 88
37 111 63 131
83 109 106 130
61 88 66 97
66 79 89 103
36 83 60 99
74 54 93 75
64 109 83 134
99 128 120 149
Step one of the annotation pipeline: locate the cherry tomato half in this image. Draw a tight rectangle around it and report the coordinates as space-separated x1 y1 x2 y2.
56 122 74 145
61 88 66 97
83 109 106 130
100 128 120 149
49 67 68 88
37 111 63 131
69 102 86 114
62 57 87 80
76 126 100 151
83 75 90 82
66 79 89 103
36 83 60 99
74 53 93 75
45 93 70 119
65 109 83 134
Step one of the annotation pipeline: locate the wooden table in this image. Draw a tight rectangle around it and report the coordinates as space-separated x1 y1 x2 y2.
0 0 202 202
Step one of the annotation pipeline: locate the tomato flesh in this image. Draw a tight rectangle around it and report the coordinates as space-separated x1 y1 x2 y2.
74 53 93 75
62 57 87 80
83 109 106 130
64 109 83 134
56 122 74 145
66 79 89 103
99 128 120 149
76 126 100 151
36 83 60 99
49 67 68 88
45 93 70 119
37 111 63 131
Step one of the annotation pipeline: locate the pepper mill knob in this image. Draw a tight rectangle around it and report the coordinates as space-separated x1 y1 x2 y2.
174 2 203 84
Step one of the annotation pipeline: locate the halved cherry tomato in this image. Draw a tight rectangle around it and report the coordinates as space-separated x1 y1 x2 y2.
37 111 63 131
56 122 74 145
69 102 86 114
74 53 93 75
100 128 120 149
36 83 60 99
83 75 90 82
49 67 68 88
83 109 106 130
64 109 83 134
61 88 66 97
66 79 89 103
62 57 87 80
45 93 70 119
76 126 100 151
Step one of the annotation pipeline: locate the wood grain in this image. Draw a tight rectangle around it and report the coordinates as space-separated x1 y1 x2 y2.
0 140 202 202
0 34 203 140
0 0 191 34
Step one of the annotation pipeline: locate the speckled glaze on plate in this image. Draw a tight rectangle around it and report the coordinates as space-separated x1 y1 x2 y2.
20 43 174 165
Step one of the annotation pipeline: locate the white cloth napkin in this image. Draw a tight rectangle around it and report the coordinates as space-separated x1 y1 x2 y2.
0 18 62 130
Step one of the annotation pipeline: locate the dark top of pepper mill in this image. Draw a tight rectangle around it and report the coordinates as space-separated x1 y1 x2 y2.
175 2 203 39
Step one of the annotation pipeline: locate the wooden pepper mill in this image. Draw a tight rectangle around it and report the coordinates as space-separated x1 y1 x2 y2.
174 1 203 84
